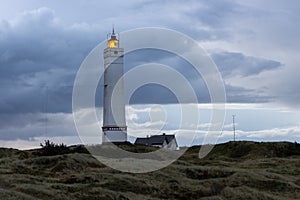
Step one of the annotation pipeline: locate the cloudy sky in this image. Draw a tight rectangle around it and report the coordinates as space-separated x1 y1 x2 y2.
0 0 300 149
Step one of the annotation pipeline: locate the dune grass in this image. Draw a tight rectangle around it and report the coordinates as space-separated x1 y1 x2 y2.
0 141 299 199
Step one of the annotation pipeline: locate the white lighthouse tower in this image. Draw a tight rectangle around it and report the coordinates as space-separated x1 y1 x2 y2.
102 28 127 143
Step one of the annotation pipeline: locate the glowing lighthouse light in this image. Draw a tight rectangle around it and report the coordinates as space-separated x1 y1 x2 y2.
107 28 119 48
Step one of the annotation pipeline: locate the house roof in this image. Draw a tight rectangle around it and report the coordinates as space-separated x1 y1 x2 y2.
135 134 176 146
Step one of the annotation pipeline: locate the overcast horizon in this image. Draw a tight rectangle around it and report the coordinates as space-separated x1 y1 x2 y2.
0 0 300 149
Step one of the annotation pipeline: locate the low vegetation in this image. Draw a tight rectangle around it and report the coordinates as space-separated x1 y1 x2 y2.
0 141 299 199
36 140 89 157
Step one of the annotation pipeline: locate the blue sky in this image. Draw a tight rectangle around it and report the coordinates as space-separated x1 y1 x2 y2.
0 0 299 149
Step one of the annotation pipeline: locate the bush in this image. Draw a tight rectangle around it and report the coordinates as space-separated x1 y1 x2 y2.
38 140 70 156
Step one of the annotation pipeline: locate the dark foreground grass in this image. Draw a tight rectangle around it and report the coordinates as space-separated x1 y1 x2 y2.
0 141 299 200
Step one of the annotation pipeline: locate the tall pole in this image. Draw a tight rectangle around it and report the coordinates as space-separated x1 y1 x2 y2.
232 115 236 142
44 86 48 138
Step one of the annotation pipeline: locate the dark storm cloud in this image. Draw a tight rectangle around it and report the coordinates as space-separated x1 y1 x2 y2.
0 8 102 115
211 52 282 77
0 5 286 118
225 84 272 104
121 49 281 104
0 112 76 140
0 113 45 140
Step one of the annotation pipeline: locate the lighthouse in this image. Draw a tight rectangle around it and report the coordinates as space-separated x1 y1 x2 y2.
102 28 127 143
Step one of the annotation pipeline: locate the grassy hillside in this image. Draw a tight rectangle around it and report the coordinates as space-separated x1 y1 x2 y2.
0 141 299 199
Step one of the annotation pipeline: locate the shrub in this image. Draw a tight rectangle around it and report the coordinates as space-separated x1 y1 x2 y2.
38 140 70 156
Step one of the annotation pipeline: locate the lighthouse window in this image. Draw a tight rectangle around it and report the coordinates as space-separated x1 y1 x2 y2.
114 51 118 54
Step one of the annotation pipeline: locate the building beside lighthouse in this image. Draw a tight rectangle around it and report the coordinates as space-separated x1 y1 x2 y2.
102 28 127 142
